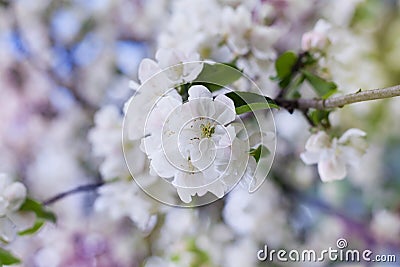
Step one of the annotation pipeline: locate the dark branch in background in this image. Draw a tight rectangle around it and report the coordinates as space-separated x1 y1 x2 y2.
278 179 400 250
275 84 400 111
43 182 104 206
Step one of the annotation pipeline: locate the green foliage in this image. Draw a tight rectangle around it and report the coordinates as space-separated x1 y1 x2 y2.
249 144 270 163
275 51 298 80
285 74 305 99
19 198 57 223
309 109 331 129
302 70 337 99
274 51 298 88
225 91 279 115
187 238 210 267
194 63 242 92
18 220 45 236
170 254 180 263
0 248 21 266
351 0 381 27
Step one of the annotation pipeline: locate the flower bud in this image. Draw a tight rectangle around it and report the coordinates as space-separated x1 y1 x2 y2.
4 182 27 211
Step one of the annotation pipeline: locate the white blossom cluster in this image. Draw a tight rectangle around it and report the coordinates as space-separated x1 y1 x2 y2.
1 0 400 266
301 129 368 182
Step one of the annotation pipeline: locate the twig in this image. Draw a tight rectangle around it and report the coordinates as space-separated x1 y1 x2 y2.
275 84 400 111
43 182 104 206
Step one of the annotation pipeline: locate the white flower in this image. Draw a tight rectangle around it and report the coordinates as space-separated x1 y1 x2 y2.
90 106 166 231
0 174 27 216
141 85 251 203
136 48 203 87
94 181 156 231
221 5 279 60
223 181 292 247
301 19 332 51
89 105 144 181
155 48 204 84
0 174 34 243
370 209 400 242
300 129 367 182
223 238 258 267
126 48 203 141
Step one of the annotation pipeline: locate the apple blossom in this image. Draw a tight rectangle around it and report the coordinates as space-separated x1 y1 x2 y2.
4 1 400 266
94 181 156 231
221 5 280 60
223 181 293 248
300 129 367 182
0 174 34 243
125 49 204 141
301 19 331 51
370 209 400 242
141 85 252 203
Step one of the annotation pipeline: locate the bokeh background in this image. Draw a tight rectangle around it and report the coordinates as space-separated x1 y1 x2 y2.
1 0 400 266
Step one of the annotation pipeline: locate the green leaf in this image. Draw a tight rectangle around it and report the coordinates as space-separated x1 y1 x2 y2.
194 63 242 92
249 145 270 163
18 220 45 236
225 91 279 115
235 102 277 115
171 254 180 263
19 198 57 223
275 51 298 80
302 70 337 99
0 248 21 265
286 74 305 99
274 51 299 89
187 238 210 267
309 110 331 128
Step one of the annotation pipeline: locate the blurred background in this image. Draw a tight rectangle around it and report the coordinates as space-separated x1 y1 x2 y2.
1 0 400 266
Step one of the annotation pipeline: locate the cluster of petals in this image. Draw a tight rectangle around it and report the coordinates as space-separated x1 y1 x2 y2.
141 85 251 202
301 129 367 182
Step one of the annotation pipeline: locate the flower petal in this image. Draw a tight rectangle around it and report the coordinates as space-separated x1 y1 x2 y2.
138 58 160 84
150 152 176 178
0 217 16 243
188 85 213 100
4 182 27 211
318 155 347 182
300 151 321 165
214 94 236 125
338 128 366 144
305 131 331 152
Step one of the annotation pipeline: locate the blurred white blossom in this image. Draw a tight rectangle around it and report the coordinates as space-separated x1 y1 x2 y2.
301 129 368 182
221 5 279 60
0 174 33 243
371 209 400 243
301 19 332 51
94 181 156 231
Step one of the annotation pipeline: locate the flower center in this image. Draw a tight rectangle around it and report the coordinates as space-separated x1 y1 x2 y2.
200 122 215 138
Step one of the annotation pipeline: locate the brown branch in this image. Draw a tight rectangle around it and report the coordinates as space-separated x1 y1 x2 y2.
276 84 400 111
